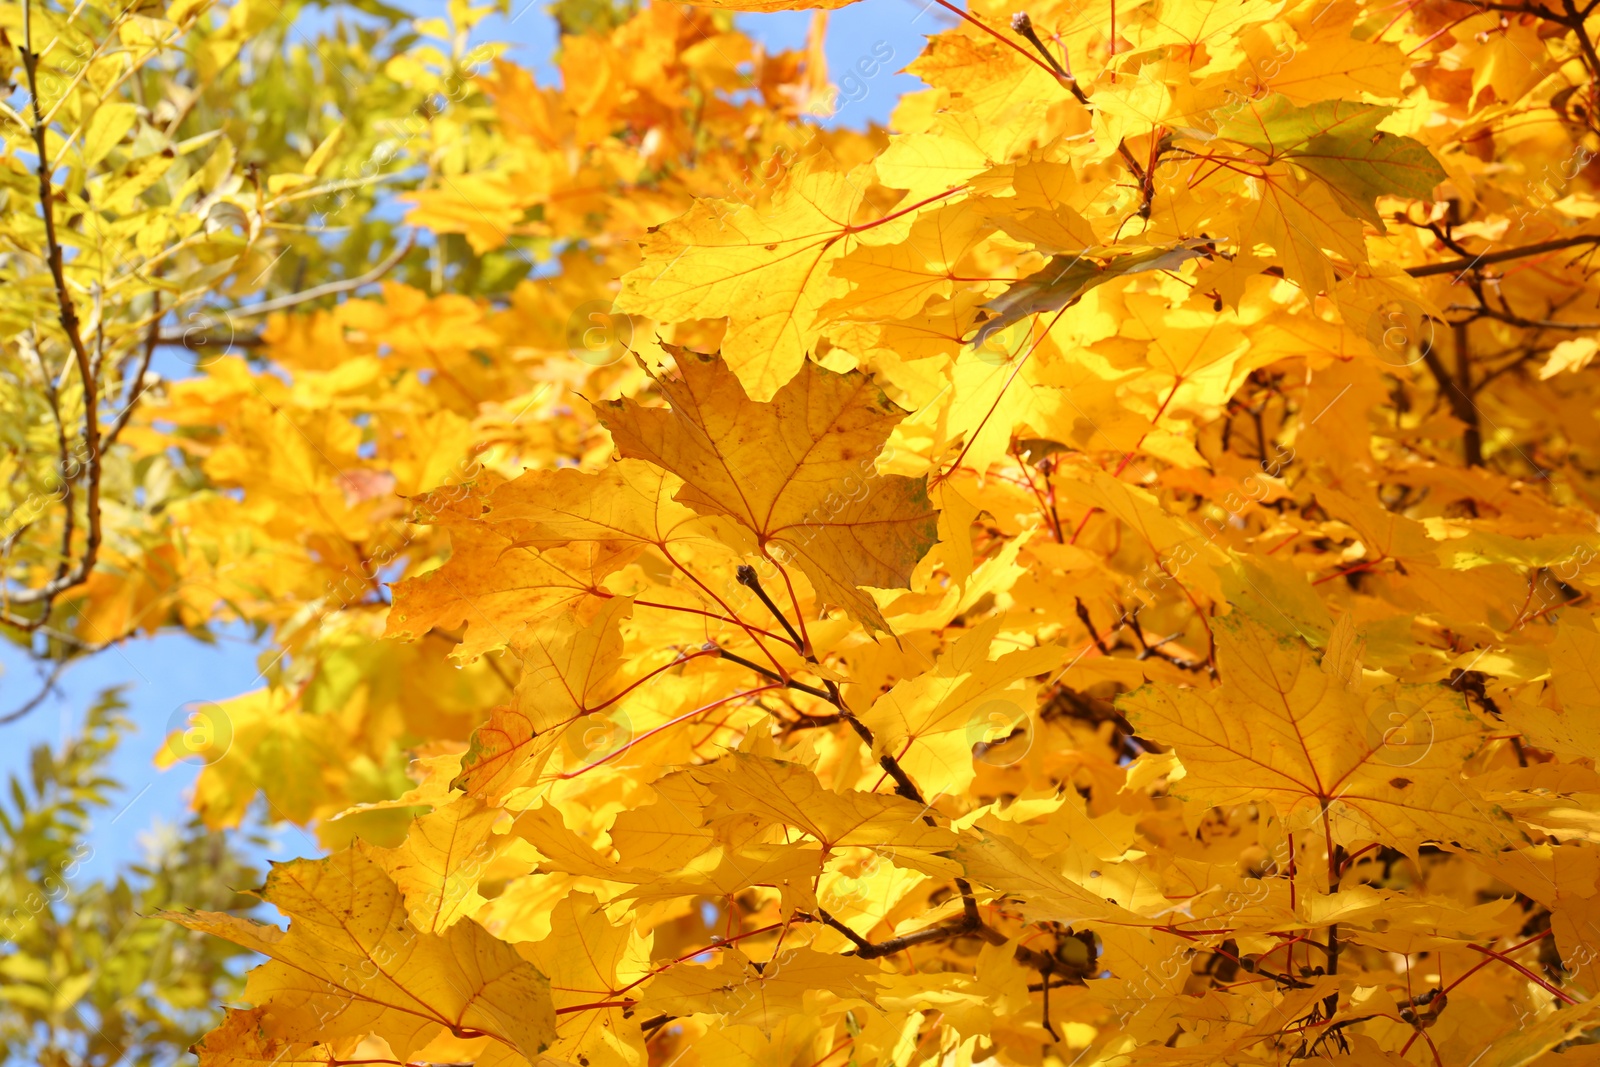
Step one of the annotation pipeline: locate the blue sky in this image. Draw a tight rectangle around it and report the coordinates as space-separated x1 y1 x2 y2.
0 0 952 882
476 0 945 119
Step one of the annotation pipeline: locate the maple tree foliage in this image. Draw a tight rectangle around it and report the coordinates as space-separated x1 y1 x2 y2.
21 0 1600 1062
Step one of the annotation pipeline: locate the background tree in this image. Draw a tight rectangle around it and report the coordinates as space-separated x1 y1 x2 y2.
0 693 262 1067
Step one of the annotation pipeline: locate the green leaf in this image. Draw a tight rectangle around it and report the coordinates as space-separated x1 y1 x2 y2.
1214 97 1394 154
1294 130 1446 224
1213 96 1445 225
968 239 1213 348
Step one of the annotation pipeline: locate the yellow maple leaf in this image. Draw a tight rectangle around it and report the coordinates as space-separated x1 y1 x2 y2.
527 892 652 1067
452 597 632 799
596 345 939 630
1507 621 1600 761
166 842 557 1061
1119 615 1516 856
862 619 1062 795
614 155 872 401
374 796 505 933
692 752 963 872
486 459 741 555
1241 171 1367 295
824 203 994 322
639 946 876 1036
189 1006 351 1067
386 480 633 661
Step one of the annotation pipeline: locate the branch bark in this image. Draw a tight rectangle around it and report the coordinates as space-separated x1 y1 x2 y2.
1404 234 1600 278
714 568 994 934
5 0 103 631
1420 332 1483 466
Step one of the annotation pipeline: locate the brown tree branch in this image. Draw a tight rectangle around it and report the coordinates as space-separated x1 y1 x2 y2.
1446 303 1600 331
1420 336 1484 466
1565 0 1600 87
4 1 104 631
719 610 993 931
1404 234 1600 277
735 565 805 652
809 906 998 960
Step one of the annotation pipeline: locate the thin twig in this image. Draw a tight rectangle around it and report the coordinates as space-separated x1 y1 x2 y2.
714 648 832 700
103 296 160 450
809 906 996 960
226 232 416 320
0 658 71 726
1445 302 1600 331
736 565 805 651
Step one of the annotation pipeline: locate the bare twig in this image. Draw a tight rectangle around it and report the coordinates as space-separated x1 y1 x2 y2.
224 231 416 320
0 657 71 726
104 297 160 450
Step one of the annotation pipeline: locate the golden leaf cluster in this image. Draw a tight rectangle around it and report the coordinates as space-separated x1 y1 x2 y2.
15 0 1600 1064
